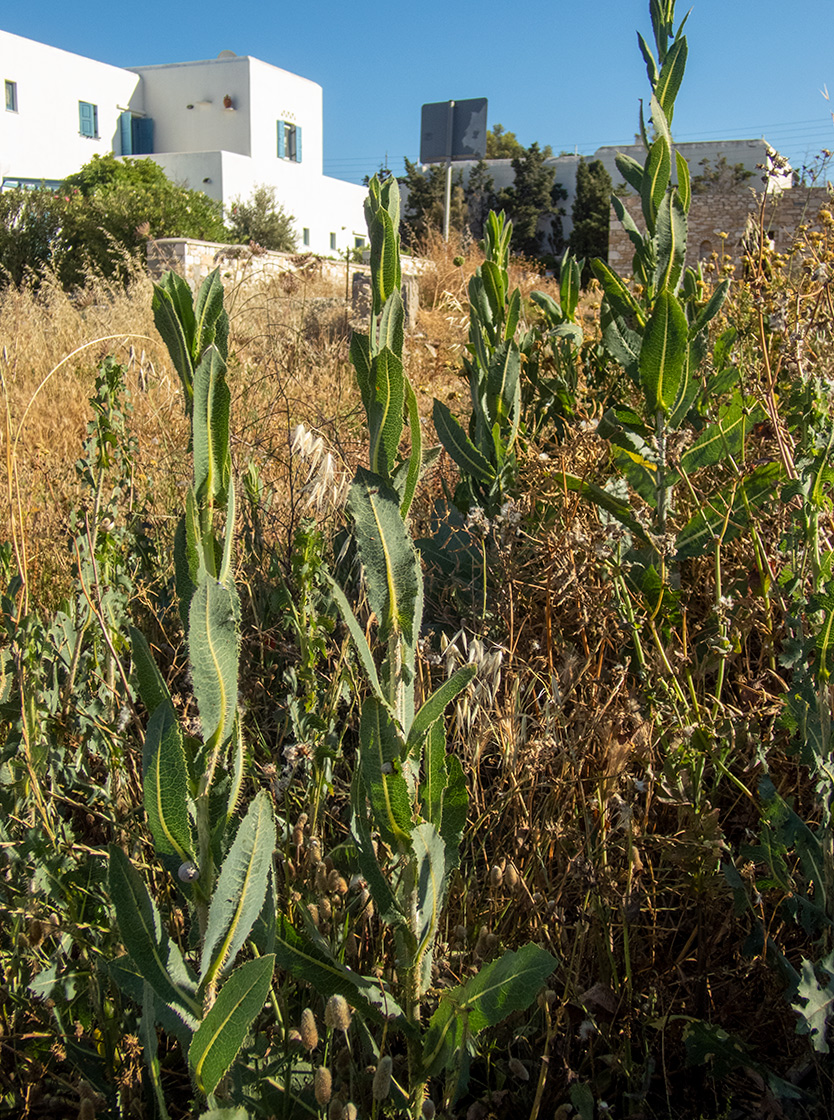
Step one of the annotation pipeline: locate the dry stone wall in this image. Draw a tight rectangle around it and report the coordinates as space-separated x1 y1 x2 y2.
608 186 832 276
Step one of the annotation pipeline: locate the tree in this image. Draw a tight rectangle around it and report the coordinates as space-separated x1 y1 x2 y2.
486 124 525 160
63 152 170 196
226 184 297 251
569 157 613 269
465 160 497 240
691 155 753 194
497 143 564 258
400 158 466 246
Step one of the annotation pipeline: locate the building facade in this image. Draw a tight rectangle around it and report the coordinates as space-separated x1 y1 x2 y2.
0 30 368 257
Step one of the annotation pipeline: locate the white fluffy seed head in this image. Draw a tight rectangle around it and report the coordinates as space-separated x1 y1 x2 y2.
314 1066 332 1106
299 1007 319 1051
325 993 352 1031
372 1055 393 1101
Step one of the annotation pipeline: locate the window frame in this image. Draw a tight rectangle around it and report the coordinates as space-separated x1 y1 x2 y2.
5 80 17 113
277 119 302 163
302 227 310 247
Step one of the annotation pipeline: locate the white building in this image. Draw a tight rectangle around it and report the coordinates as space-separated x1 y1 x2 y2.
0 30 368 257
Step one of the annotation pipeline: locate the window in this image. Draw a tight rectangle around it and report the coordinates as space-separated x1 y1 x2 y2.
79 101 98 138
329 232 337 251
277 120 302 162
302 228 310 247
5 81 17 112
354 236 366 250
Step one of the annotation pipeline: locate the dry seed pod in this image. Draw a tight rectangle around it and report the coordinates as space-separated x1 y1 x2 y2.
324 993 352 1032
299 1007 319 1050
489 865 504 890
508 1056 529 1081
309 837 322 861
78 1099 96 1120
292 827 305 849
344 931 358 959
307 903 320 927
372 1055 393 1101
324 855 335 873
28 918 44 946
287 1028 303 1047
319 896 333 921
474 925 490 956
315 863 329 893
314 1066 332 1106
328 1101 344 1120
343 1105 358 1120
504 862 519 890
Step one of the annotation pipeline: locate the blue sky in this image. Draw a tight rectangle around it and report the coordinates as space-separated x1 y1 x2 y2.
4 0 833 184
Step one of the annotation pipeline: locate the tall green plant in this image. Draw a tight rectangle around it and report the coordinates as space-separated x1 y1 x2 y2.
107 269 277 1111
433 210 523 517
277 177 557 1117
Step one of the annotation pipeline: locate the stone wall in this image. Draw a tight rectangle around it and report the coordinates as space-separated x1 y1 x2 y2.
608 186 832 276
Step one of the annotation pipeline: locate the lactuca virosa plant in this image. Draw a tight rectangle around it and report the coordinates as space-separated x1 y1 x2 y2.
432 210 523 517
107 268 277 1111
272 176 558 1117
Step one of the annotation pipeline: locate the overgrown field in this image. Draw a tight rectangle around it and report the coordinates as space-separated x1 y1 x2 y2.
3 5 834 1120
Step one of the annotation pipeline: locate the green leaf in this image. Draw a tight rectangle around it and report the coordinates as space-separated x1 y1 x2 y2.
152 274 195 407
641 136 671 232
793 951 834 1053
675 150 691 213
480 261 506 323
654 190 687 294
407 665 477 751
188 576 239 751
560 253 580 319
322 571 383 701
130 626 174 720
636 31 659 86
615 153 645 195
676 461 781 558
439 753 468 872
109 955 194 1048
680 394 764 475
370 206 399 310
419 720 447 827
350 777 408 929
192 346 231 506
562 473 650 543
273 914 413 1032
655 36 687 120
422 944 558 1078
377 289 404 359
432 400 496 485
368 348 405 480
689 279 731 338
348 468 422 650
591 260 645 326
487 343 520 432
350 331 373 413
400 377 422 520
505 287 521 340
193 269 228 362
108 846 201 1029
359 697 413 849
640 290 688 415
143 704 194 864
189 954 275 1096
201 791 276 986
412 822 447 962
199 1110 251 1120
601 304 642 382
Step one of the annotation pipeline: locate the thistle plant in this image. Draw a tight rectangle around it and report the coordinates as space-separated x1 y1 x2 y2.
107 269 277 1111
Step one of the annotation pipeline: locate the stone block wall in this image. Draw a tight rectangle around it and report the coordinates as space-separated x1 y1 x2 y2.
608 186 832 276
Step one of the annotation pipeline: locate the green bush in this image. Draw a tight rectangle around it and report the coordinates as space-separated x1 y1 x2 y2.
0 154 229 290
226 183 297 251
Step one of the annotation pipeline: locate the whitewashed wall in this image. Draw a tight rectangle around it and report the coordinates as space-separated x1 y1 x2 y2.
0 30 142 183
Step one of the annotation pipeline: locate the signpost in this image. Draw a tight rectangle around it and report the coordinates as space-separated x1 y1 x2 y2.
420 98 487 241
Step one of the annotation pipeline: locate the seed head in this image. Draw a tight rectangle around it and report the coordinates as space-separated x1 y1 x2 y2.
489 864 503 890
299 1007 319 1050
504 862 519 890
343 1105 358 1120
422 1100 436 1119
324 993 352 1032
372 1055 393 1101
79 1099 96 1120
314 1066 332 1106
508 1056 529 1081
328 1101 344 1120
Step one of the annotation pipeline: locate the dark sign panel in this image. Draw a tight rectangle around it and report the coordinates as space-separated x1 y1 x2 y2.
420 98 488 164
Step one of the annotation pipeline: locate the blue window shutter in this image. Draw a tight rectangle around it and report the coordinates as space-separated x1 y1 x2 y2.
119 111 133 155
277 120 285 159
79 101 97 137
295 125 302 163
133 117 154 154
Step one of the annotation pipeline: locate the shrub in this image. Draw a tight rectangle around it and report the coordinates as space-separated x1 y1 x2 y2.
226 183 297 251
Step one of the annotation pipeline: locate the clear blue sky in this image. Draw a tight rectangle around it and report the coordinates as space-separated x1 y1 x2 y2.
4 0 833 185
